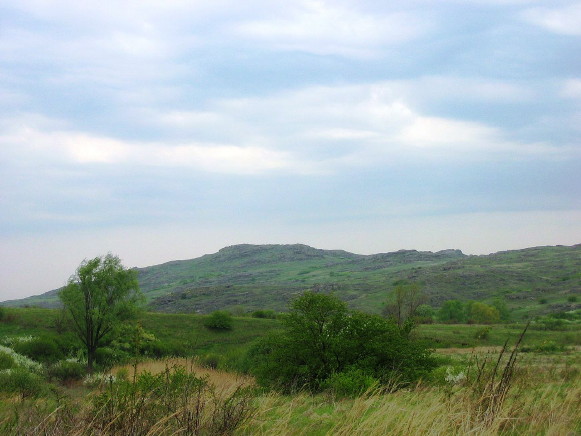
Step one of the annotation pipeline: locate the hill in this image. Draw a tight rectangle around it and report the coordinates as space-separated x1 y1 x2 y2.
2 243 580 319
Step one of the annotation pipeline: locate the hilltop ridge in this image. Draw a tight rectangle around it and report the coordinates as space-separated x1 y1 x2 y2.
2 243 579 319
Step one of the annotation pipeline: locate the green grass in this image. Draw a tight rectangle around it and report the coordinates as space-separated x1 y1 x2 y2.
2 307 579 363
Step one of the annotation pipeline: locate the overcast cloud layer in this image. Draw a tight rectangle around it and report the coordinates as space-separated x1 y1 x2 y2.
1 0 580 300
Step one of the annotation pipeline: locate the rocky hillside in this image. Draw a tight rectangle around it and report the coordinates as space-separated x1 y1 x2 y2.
3 243 580 319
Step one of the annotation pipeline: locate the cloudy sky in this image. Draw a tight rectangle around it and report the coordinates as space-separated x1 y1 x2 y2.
1 0 580 301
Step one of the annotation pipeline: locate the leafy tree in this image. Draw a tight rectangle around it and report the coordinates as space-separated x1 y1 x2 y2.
415 304 435 323
383 281 426 328
249 292 435 392
437 300 466 323
467 302 500 324
59 254 142 371
492 298 510 322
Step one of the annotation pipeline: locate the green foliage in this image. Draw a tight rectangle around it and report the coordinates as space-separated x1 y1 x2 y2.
12 336 63 363
383 281 426 327
251 309 277 319
568 295 578 303
0 351 15 370
492 298 511 322
91 366 254 435
47 360 86 383
0 368 47 398
539 298 548 304
204 311 233 330
0 306 5 321
521 340 566 353
59 253 143 370
415 304 435 324
474 326 491 340
438 300 466 323
200 353 221 369
466 302 500 324
323 368 378 397
249 291 436 393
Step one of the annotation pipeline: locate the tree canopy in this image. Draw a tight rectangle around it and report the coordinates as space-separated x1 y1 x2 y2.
59 254 142 371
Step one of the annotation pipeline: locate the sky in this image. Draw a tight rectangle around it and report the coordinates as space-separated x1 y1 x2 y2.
1 0 580 301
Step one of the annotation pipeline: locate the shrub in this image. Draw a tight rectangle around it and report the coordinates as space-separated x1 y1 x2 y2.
539 298 548 304
251 309 277 319
249 292 436 392
47 360 86 383
0 345 43 372
568 295 578 303
0 306 5 321
90 367 254 434
324 368 378 397
474 326 491 340
12 336 63 363
200 353 221 369
0 367 47 398
204 311 233 330
0 350 15 370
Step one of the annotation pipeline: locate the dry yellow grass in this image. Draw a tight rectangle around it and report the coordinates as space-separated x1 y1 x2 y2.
110 357 255 395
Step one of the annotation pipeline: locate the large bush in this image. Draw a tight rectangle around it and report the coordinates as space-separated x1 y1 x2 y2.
12 336 63 363
248 292 436 392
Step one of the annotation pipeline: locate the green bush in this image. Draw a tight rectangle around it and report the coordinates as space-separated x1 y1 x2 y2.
474 326 491 340
0 367 47 398
0 306 5 321
323 368 378 397
204 311 233 330
251 310 277 319
568 296 578 303
248 292 436 393
47 360 86 383
12 336 63 363
0 351 15 370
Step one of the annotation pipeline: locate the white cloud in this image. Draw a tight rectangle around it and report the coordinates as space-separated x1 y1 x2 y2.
561 79 581 99
232 1 430 57
523 3 581 35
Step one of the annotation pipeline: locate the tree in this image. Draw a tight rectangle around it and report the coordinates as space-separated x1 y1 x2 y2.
437 300 466 323
59 254 142 371
249 292 435 392
383 281 426 328
467 302 500 324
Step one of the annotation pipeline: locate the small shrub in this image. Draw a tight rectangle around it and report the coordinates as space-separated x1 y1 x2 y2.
474 326 491 340
0 367 47 398
204 311 233 330
0 351 15 370
251 310 277 319
200 353 221 369
568 295 578 303
0 306 5 321
539 298 548 304
47 360 86 383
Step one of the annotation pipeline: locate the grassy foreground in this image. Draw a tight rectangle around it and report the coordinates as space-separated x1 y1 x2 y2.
1 349 579 435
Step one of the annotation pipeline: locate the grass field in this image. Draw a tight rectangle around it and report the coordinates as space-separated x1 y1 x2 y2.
1 305 580 435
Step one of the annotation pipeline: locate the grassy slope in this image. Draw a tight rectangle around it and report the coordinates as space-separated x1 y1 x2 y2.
3 243 580 320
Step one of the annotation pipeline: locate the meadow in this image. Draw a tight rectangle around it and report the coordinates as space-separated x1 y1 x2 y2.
1 306 580 435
